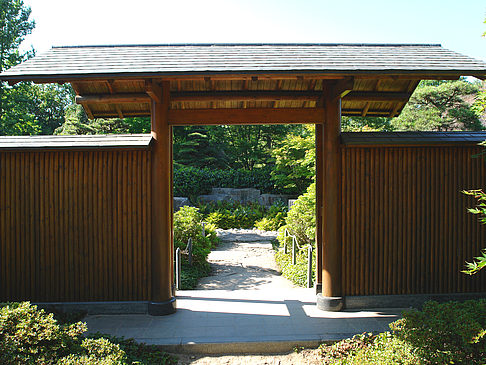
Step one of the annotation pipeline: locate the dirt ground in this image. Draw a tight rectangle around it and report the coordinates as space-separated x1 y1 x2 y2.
174 348 323 365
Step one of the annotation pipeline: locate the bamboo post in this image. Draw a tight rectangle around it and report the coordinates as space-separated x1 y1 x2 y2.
307 245 313 288
292 236 297 265
175 248 181 290
188 237 193 266
148 81 176 315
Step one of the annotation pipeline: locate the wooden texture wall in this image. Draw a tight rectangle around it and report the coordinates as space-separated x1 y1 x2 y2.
342 145 486 296
0 149 152 302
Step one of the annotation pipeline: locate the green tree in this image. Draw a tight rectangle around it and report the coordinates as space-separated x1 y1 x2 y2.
173 126 229 169
462 189 486 274
0 0 35 134
271 125 315 194
55 104 150 135
342 116 394 131
0 0 34 74
391 80 482 131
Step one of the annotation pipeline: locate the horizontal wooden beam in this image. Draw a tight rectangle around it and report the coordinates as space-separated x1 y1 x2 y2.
76 94 151 104
345 91 411 102
167 108 324 125
171 91 322 102
76 90 412 105
342 108 393 116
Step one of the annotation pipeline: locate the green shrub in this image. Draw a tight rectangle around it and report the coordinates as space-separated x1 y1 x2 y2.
319 332 420 364
0 301 86 364
391 299 486 364
201 201 266 229
274 245 315 287
274 183 315 287
174 166 284 200
87 333 176 365
57 338 126 364
279 182 315 245
254 201 288 231
173 206 219 289
0 302 176 365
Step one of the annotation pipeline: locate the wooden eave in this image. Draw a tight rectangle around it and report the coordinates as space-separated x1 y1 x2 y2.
63 74 427 120
2 44 485 122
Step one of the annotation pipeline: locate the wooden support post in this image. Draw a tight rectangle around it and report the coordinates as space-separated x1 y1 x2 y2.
315 122 323 294
316 79 351 311
148 81 176 315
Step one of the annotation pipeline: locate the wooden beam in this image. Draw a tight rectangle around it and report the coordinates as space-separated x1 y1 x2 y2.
83 104 94 119
317 86 343 310
149 80 176 315
115 105 124 119
105 80 115 94
345 91 410 102
171 91 322 102
76 94 151 104
167 108 325 125
145 80 162 104
315 123 323 294
343 109 391 116
323 78 354 101
169 90 410 103
361 102 371 117
389 102 403 117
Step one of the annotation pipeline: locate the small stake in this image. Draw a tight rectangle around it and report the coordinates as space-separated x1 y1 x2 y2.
175 247 182 290
307 245 313 288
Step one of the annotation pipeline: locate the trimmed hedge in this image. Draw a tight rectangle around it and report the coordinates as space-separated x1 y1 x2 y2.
174 166 286 200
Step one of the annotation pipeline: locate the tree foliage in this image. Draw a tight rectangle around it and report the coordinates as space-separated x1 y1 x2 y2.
391 80 482 131
0 0 35 73
54 104 150 135
271 124 315 194
462 188 486 274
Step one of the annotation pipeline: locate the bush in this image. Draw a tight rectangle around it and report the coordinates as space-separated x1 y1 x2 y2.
173 206 219 289
274 183 316 287
254 201 288 231
390 299 486 364
274 248 315 287
174 166 283 200
280 182 315 245
0 301 87 364
319 332 420 364
201 201 266 229
0 302 176 365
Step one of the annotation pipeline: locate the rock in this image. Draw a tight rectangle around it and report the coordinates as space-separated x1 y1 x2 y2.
197 188 296 207
174 197 191 211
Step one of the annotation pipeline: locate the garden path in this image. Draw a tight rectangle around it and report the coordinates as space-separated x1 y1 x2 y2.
196 228 297 290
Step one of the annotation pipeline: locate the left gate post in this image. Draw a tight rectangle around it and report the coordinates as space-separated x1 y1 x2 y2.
148 81 176 315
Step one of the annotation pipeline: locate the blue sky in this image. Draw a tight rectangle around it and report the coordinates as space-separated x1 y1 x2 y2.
23 0 486 61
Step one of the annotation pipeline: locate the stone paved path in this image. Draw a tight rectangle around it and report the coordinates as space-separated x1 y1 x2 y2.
196 229 297 290
84 228 403 355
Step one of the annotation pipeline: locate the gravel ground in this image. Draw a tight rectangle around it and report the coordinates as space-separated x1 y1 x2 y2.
196 229 296 291
175 348 323 364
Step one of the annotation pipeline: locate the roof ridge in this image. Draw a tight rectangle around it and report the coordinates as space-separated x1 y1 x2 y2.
51 43 443 49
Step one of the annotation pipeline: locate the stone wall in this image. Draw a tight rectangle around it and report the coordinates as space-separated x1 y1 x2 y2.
197 187 295 207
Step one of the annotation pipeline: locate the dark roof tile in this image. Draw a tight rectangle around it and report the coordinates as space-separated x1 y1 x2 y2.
1 44 485 80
